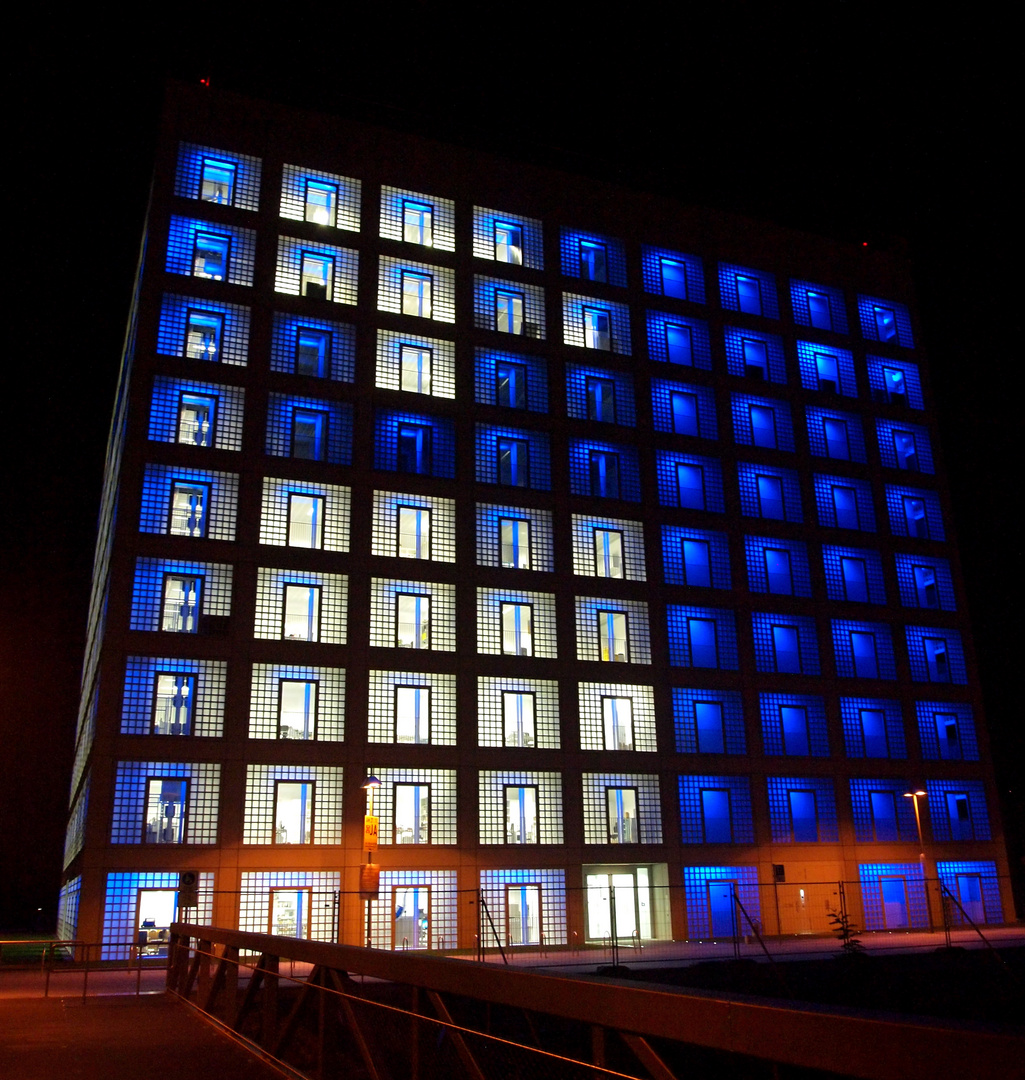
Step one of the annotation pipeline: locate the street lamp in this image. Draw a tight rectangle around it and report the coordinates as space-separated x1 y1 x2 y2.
903 788 930 929
361 775 382 948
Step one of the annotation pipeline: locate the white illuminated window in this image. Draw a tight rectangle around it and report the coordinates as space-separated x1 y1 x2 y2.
279 680 317 740
274 782 313 844
200 159 236 204
395 686 430 744
496 290 524 335
397 507 431 559
598 610 628 662
501 602 533 656
500 518 531 569
144 778 187 844
594 529 623 579
305 180 337 225
300 253 333 300
603 697 634 750
162 574 202 633
395 783 430 844
606 787 638 843
397 593 430 649
495 222 523 264
403 201 434 246
152 673 194 735
169 481 208 538
503 691 535 747
283 584 321 641
402 272 432 318
583 307 611 350
400 345 432 394
504 785 538 843
287 494 324 549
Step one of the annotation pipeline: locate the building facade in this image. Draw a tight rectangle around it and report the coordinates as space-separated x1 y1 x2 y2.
58 83 1012 955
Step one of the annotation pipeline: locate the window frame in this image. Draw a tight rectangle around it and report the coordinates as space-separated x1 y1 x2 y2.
161 572 203 634
273 780 315 845
497 437 530 488
278 678 318 741
151 671 195 736
503 784 539 844
396 505 431 560
495 289 525 335
771 623 802 673
287 492 325 550
495 360 527 408
502 690 537 748
184 308 224 362
606 786 640 843
394 684 431 745
582 306 612 351
282 583 322 642
694 700 725 754
780 704 810 756
500 601 534 656
585 375 617 423
840 556 869 602
192 230 231 281
687 616 718 668
168 479 210 539
200 157 236 204
788 788 819 842
396 592 431 650
665 322 693 365
660 258 688 299
300 251 334 301
756 474 785 520
399 343 433 395
671 390 699 435
295 326 332 378
401 271 433 318
589 450 621 499
494 221 523 265
291 407 329 461
143 777 189 845
700 787 732 843
682 538 712 587
402 200 434 247
304 179 338 226
394 782 431 845
850 629 879 678
593 527 625 579
763 547 793 595
396 423 433 475
749 404 777 449
597 609 630 663
579 239 608 283
499 517 531 570
602 695 634 751
176 391 218 448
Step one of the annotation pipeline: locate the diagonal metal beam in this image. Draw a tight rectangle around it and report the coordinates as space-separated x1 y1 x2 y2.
427 991 487 1080
620 1033 679 1080
329 968 387 1080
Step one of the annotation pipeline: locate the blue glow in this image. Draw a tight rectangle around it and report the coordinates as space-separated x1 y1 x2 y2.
157 294 251 365
683 866 760 938
662 526 731 589
857 294 914 348
850 782 919 842
473 275 546 338
767 777 838 842
645 311 712 368
656 452 725 511
884 485 944 540
678 776 754 843
744 537 812 596
266 394 353 464
565 365 636 426
175 143 261 209
759 693 829 756
373 411 456 478
641 246 705 302
560 229 628 286
894 554 956 610
474 348 548 411
876 419 934 474
859 863 928 930
822 545 886 603
814 474 876 531
568 439 641 501
723 327 787 383
718 263 779 318
805 407 867 462
925 780 990 841
731 394 795 451
475 424 552 489
905 625 967 684
751 614 820 675
166 216 256 286
562 293 632 354
839 697 907 759
935 861 1002 925
795 341 857 397
651 379 717 438
916 701 978 761
789 280 848 333
737 463 802 522
673 689 746 754
474 208 544 268
866 355 924 408
831 619 897 679
270 313 355 381
666 606 739 669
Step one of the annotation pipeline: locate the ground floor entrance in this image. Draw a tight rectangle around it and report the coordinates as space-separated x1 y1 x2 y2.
582 863 670 942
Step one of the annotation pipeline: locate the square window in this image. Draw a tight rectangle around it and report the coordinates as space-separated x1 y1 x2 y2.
496 290 524 335
602 696 634 751
397 424 432 474
807 291 832 330
403 201 433 246
701 788 731 843
893 430 919 471
300 253 333 300
594 528 624 579
749 405 777 448
590 451 620 499
193 232 230 280
677 463 705 509
870 791 898 841
283 584 321 641
661 259 688 299
742 338 768 379
833 485 860 529
497 438 530 487
860 708 888 757
504 785 538 844
169 481 209 538
200 159 236 204
500 518 531 569
824 418 850 460
780 705 809 755
841 557 868 602
501 602 533 656
144 778 187 844
580 240 607 282
305 180 337 226
400 345 432 394
814 352 839 393
162 574 202 633
607 787 639 843
913 565 938 608
924 637 949 682
395 685 430 744
495 222 523 265
288 493 324 549
586 376 616 423
583 307 611 351
757 475 785 520
397 506 431 559
789 790 818 841
152 673 194 736
401 272 432 318
503 691 536 747
396 593 430 649
695 701 724 753
177 393 217 447
772 624 801 673
688 617 717 667
496 361 527 408
903 496 928 538
395 783 430 844
666 323 693 365
279 679 317 740
671 392 699 435
292 409 328 460
737 275 762 315
274 781 314 844
764 548 792 595
682 539 711 587
850 631 878 678
873 305 897 342
598 610 629 662
296 328 331 377
185 310 223 362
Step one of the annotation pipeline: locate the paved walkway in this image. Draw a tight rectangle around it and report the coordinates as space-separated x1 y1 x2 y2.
0 994 287 1080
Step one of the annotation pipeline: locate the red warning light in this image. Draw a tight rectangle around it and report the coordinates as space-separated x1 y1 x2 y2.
200 77 210 87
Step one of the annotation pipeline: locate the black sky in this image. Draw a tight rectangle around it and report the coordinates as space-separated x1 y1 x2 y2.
3 5 1018 928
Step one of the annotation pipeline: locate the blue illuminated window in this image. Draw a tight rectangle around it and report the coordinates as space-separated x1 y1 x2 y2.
177 392 217 448
689 618 718 667
924 637 948 681
732 395 794 451
917 703 977 762
858 295 914 347
701 789 732 842
861 709 887 757
795 343 857 397
928 781 990 842
744 537 811 597
679 776 753 843
878 420 933 474
495 222 523 264
886 487 941 540
400 345 432 395
305 180 337 225
161 573 202 634
743 338 768 379
590 451 620 498
667 323 693 365
905 626 968 684
200 158 236 204
184 310 224 362
193 232 229 280
772 625 801 673
720 264 779 318
936 862 1002 926
496 361 527 407
397 424 432 474
583 307 612 351
724 327 787 383
579 240 607 283
668 608 738 668
586 376 616 422
663 527 731 589
561 230 627 285
403 201 433 246
498 438 530 487
696 702 725 753
840 698 905 759
677 463 705 509
641 247 705 300
402 272 432 318
752 614 819 675
672 391 698 435
292 409 328 461
790 280 847 333
815 475 875 532
682 539 712 587
652 380 717 439
867 356 924 408
660 259 688 299
169 481 209 538
851 631 878 677
673 689 745 754
832 620 897 680
647 312 712 367
737 276 761 314
296 328 331 377
750 405 776 448
760 694 828 757
764 548 793 595
496 290 524 335
757 475 784 520
895 556 955 610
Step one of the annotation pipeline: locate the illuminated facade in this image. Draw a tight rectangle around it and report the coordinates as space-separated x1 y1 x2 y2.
58 84 1011 955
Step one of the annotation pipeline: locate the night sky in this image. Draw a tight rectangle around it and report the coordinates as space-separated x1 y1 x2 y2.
3 6 1018 928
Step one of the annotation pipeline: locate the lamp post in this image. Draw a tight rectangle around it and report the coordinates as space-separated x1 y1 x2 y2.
361 775 381 949
903 788 931 930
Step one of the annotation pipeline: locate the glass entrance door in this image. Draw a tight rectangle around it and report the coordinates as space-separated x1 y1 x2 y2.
956 874 985 924
585 870 650 941
880 877 909 928
393 886 430 950
506 885 541 946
